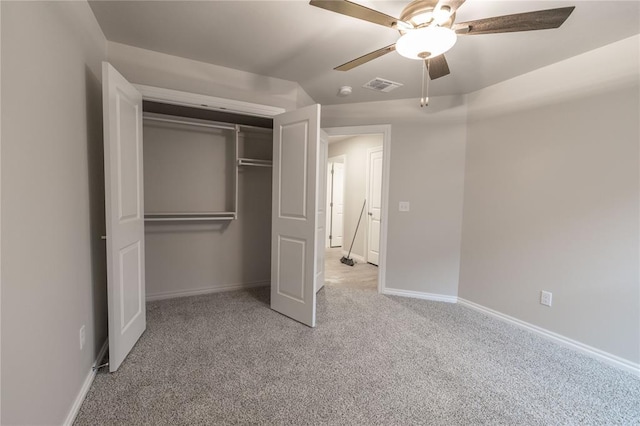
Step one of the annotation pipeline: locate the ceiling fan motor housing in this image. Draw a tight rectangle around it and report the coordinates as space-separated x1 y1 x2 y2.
399 0 456 32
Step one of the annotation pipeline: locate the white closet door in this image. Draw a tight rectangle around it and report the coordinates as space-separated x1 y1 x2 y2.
271 104 321 327
102 62 146 372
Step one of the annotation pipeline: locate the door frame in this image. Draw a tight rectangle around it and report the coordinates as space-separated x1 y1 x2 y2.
323 125 391 294
365 145 383 265
326 155 346 249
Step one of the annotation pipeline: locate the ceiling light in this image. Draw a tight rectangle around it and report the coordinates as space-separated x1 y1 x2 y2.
395 26 457 60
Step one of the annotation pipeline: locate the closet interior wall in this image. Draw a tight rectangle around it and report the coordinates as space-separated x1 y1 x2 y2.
142 106 273 300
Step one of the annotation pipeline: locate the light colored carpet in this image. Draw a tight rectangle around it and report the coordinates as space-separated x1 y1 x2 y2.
75 250 640 425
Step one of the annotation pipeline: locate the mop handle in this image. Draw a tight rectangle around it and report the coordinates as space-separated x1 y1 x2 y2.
347 199 366 258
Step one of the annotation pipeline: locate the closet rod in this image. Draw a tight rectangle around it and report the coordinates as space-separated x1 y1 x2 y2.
144 216 235 222
238 158 273 167
238 124 273 132
143 115 236 131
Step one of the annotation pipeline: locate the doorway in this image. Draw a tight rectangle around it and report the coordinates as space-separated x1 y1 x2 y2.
322 125 390 294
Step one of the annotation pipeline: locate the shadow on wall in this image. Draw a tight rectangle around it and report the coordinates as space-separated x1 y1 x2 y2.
85 65 109 356
238 165 272 300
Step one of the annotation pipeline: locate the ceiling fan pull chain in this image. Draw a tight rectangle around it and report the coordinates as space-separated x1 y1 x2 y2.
420 60 426 107
420 62 424 107
426 59 430 106
421 59 430 107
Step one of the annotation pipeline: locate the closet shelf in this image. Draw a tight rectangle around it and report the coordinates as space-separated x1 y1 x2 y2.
237 158 273 167
144 212 237 222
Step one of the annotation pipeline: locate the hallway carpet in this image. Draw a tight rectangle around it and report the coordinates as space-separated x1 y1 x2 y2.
75 253 639 425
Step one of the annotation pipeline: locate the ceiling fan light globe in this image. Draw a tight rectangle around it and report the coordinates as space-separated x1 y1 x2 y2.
396 26 457 60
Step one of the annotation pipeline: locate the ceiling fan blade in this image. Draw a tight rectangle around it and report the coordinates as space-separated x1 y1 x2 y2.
427 55 450 80
335 44 396 71
310 0 401 29
453 6 575 35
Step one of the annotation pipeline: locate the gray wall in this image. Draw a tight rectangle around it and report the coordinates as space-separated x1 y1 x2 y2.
459 35 640 364
1 2 107 424
328 134 383 259
323 99 468 296
143 123 272 299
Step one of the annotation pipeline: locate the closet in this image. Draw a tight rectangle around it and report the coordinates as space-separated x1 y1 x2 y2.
102 62 323 372
141 101 274 300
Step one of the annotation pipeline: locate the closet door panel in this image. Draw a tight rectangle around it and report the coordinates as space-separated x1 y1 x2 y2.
271 104 321 327
279 122 308 218
103 62 146 372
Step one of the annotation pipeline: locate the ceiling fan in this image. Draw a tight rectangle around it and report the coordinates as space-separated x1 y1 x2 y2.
310 0 575 105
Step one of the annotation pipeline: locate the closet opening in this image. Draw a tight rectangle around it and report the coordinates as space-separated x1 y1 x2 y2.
103 65 322 371
141 100 274 302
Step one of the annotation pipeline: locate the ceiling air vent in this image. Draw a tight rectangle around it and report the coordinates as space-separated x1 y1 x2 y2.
363 77 403 93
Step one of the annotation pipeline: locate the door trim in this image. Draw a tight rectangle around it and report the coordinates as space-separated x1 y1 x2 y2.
323 125 391 294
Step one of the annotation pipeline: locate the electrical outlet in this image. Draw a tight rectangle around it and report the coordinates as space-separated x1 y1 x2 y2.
79 325 86 350
399 201 410 212
540 291 553 307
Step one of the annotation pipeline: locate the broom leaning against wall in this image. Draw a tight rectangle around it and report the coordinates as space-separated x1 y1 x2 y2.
340 199 366 267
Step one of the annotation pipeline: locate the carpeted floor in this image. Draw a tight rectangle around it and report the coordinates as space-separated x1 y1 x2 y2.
75 249 640 425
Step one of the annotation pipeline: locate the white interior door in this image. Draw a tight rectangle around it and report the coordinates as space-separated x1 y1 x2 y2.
330 162 345 247
326 164 332 248
102 62 146 372
315 131 328 293
271 104 321 327
367 147 383 266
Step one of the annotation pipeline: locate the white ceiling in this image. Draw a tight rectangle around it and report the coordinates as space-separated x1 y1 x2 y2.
88 0 640 106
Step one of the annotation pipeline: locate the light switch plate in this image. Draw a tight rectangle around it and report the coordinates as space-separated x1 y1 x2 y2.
399 201 410 212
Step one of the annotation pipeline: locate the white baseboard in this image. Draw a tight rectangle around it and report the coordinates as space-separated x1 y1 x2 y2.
146 280 270 302
340 251 366 264
63 339 109 426
382 287 458 303
457 298 640 377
